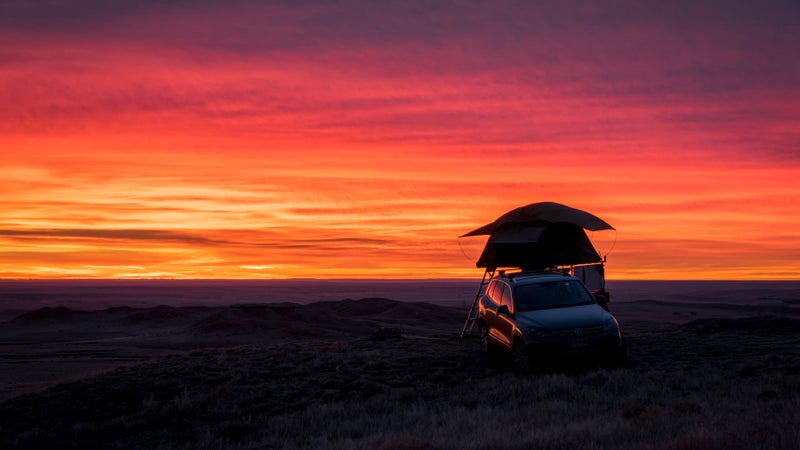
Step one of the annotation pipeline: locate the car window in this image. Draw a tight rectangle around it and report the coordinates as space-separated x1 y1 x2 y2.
486 281 500 303
494 283 506 304
515 280 595 311
500 284 514 313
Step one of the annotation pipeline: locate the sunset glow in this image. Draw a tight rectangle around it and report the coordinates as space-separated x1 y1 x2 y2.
2 1 799 279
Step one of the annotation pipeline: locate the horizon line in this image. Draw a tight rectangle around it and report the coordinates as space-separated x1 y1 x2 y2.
1 277 798 282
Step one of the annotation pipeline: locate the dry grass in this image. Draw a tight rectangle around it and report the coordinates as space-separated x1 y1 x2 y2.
1 316 799 449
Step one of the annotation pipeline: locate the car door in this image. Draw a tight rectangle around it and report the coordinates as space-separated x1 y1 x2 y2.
481 280 500 335
493 283 516 350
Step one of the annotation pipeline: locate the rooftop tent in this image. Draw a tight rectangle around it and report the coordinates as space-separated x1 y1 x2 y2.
460 202 614 271
472 222 602 270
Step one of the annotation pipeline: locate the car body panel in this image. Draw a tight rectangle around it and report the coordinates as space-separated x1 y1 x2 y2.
478 271 624 364
493 307 515 350
515 303 614 331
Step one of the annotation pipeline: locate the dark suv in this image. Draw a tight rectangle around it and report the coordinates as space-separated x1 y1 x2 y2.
477 271 625 371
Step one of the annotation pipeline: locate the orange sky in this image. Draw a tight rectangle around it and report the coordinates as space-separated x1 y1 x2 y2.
2 1 799 280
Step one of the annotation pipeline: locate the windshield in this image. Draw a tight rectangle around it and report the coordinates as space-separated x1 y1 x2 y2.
515 280 596 311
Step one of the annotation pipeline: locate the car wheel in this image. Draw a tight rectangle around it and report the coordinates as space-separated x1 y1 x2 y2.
604 337 627 369
614 337 628 366
479 323 491 353
511 341 531 373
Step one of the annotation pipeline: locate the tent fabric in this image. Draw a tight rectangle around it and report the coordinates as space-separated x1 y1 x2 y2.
574 263 606 292
461 202 614 237
474 222 602 270
463 202 614 270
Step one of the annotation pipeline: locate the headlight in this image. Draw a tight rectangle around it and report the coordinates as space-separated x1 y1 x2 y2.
602 318 619 333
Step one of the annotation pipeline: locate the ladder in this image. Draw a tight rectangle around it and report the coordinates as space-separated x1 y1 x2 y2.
460 268 496 338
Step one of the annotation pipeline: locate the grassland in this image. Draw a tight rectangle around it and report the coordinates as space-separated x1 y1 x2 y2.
1 296 799 449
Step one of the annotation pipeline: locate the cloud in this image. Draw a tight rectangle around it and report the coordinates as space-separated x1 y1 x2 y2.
0 228 228 245
1 0 799 279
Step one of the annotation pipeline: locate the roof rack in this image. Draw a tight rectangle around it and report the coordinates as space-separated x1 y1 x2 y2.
498 268 570 279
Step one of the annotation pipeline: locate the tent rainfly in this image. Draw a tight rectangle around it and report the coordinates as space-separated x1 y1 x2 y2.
461 202 614 271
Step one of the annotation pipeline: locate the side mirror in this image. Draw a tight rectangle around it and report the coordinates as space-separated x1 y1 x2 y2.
497 305 511 317
595 294 609 311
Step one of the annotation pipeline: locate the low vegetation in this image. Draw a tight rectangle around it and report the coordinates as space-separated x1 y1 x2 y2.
1 316 799 449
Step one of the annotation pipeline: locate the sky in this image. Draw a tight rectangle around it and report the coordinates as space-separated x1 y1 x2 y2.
1 0 799 280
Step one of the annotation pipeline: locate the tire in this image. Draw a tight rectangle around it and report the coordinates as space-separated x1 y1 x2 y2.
614 337 628 367
478 322 491 353
604 337 627 369
511 341 531 374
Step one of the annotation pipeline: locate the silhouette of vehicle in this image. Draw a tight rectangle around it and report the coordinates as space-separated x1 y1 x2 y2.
477 270 625 372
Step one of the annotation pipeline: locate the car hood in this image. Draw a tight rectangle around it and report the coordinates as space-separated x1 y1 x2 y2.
516 304 613 330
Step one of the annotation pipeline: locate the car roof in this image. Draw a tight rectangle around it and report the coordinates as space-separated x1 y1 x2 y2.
495 270 576 286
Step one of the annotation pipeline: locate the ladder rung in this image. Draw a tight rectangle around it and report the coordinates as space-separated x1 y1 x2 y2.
460 268 495 338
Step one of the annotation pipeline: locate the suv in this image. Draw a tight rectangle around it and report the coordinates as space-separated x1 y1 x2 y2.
477 271 625 372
